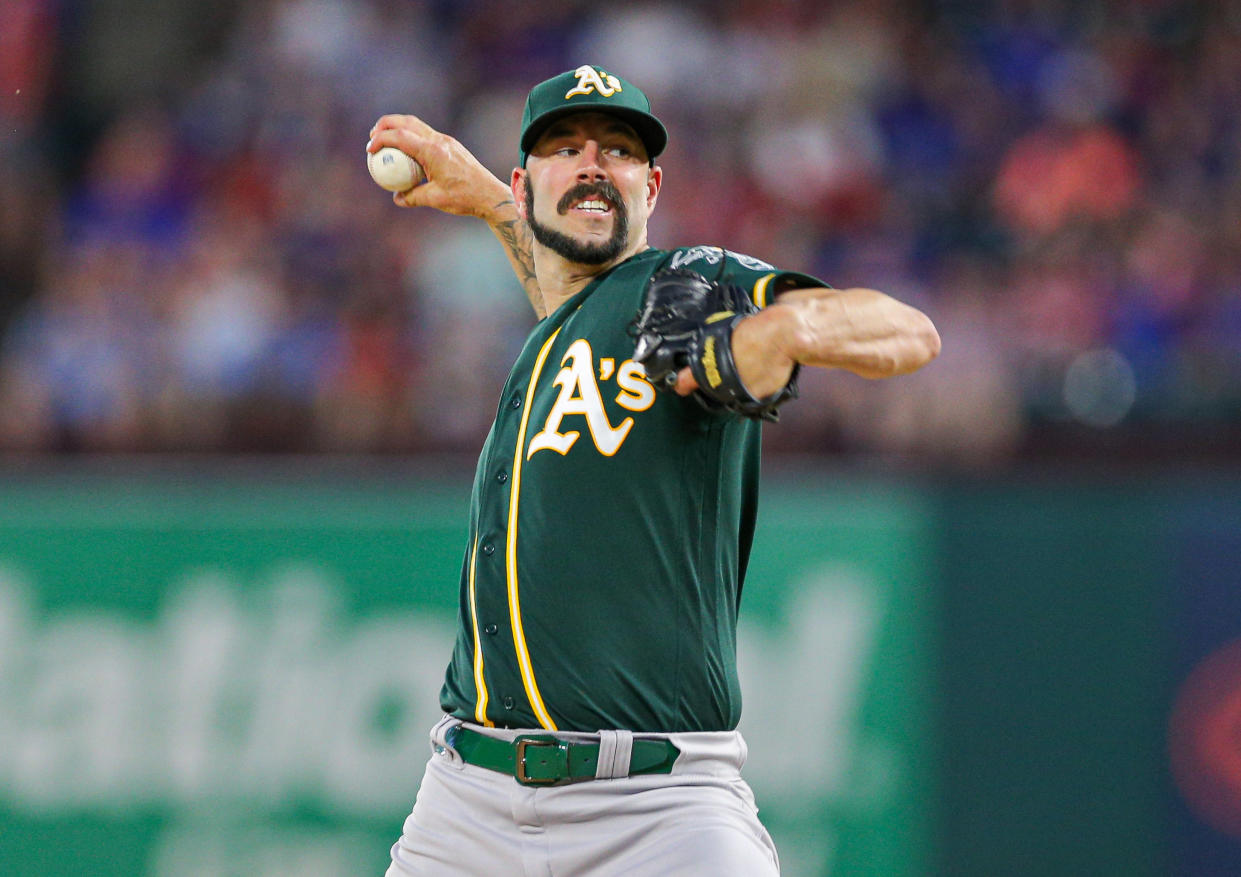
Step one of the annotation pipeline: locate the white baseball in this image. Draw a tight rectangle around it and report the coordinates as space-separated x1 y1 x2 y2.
367 146 425 192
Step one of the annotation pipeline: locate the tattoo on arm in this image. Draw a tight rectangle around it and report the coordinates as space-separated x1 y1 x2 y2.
490 199 545 319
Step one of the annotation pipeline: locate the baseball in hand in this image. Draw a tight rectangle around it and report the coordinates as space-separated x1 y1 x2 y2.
367 146 425 192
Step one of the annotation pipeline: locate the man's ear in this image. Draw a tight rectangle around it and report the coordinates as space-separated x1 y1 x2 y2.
646 165 662 211
512 169 528 220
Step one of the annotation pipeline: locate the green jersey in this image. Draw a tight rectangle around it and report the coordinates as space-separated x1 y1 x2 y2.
439 246 826 733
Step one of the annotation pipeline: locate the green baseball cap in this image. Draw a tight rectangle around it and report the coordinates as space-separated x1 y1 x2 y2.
519 65 668 167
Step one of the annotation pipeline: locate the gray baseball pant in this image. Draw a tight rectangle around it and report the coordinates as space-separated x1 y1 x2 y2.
386 716 780 876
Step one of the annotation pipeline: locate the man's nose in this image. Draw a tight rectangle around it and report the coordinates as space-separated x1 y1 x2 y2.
575 141 607 181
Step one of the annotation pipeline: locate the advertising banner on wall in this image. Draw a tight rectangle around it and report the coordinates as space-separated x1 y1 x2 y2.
1167 487 1241 876
0 468 934 877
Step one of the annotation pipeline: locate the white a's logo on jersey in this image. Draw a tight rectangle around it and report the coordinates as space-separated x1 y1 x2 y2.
564 66 623 99
528 338 655 459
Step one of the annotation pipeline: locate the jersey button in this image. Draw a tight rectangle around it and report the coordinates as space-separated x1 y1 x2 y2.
481 542 495 556
509 394 522 409
496 471 508 483
503 696 515 710
484 623 498 635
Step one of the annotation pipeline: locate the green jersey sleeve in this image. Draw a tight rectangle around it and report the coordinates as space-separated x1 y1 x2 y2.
662 245 831 308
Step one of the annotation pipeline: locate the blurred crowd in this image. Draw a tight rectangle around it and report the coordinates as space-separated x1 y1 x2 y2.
1 0 1240 464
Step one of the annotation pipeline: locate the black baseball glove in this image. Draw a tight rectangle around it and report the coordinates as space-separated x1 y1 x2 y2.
629 267 799 422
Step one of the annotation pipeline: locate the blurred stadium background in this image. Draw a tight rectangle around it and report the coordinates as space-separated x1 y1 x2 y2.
1 0 1240 874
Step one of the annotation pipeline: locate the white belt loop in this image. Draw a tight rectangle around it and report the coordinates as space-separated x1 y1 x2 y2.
430 715 464 766
595 729 634 779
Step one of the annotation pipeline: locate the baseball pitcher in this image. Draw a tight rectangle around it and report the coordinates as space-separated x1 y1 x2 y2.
367 65 940 876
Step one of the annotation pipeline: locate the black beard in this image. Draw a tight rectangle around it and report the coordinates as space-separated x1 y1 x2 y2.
525 181 630 266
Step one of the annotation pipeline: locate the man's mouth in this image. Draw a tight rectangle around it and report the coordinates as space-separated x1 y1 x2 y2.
573 198 612 214
557 182 623 216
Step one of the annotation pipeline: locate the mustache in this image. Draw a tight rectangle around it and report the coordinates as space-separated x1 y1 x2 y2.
557 181 625 215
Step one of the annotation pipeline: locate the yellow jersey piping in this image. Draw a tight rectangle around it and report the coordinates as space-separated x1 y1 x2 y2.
507 327 562 730
753 272 777 308
466 537 493 727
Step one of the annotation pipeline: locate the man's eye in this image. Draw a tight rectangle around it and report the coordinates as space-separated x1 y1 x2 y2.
605 146 631 158
555 147 579 156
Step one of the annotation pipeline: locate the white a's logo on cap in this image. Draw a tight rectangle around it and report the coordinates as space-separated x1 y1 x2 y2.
565 65 622 99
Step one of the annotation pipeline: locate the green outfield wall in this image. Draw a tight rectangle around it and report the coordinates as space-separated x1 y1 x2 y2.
0 464 1230 876
0 464 933 877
